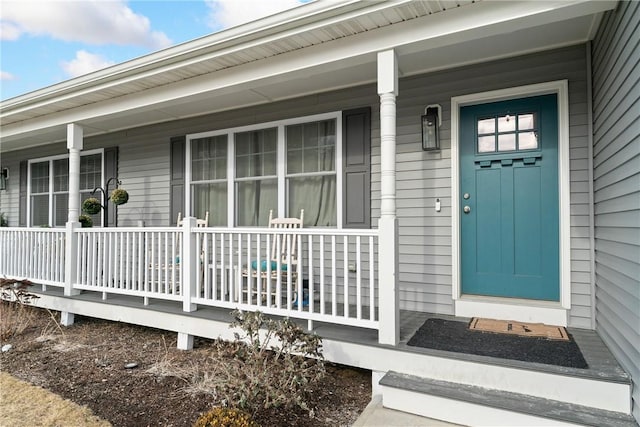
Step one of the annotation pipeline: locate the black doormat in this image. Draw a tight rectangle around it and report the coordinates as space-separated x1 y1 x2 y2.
407 318 588 369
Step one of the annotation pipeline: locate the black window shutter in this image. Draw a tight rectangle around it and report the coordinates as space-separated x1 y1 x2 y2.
19 160 27 226
170 136 186 226
342 107 371 228
104 147 118 227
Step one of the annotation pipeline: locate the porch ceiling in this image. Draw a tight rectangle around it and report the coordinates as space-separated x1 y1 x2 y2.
0 0 615 152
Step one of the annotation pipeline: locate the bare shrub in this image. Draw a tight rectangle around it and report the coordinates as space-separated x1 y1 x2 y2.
0 278 39 340
206 310 325 414
149 310 325 416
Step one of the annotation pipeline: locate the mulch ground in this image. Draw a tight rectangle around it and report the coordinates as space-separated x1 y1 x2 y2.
0 306 371 426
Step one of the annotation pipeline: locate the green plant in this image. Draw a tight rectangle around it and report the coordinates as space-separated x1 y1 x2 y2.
78 214 93 228
0 278 39 340
194 407 259 427
110 188 129 206
0 212 8 227
82 198 102 215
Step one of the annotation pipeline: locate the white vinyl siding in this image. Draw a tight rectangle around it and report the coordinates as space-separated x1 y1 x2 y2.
592 1 640 422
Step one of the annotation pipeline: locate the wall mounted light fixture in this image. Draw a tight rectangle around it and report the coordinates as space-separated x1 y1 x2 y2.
0 168 8 191
421 104 442 151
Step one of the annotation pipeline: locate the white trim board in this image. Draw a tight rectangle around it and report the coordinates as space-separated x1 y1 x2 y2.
450 80 571 323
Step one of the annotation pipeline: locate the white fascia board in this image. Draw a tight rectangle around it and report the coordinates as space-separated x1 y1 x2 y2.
0 0 615 142
0 0 395 113
1 0 610 118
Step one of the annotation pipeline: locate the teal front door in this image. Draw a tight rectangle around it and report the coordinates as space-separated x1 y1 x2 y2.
460 94 559 301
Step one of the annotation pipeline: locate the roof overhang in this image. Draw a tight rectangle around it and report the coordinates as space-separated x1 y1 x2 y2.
0 0 616 152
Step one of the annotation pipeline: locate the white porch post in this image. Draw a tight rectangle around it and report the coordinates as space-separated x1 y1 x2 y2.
178 216 197 350
62 123 83 326
377 49 399 345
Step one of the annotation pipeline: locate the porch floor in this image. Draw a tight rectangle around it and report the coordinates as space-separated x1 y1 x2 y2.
32 285 630 385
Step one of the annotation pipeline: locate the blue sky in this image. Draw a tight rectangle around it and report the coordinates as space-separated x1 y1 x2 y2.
0 0 308 100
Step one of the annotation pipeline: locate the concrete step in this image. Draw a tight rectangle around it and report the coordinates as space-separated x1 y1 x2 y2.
380 372 637 427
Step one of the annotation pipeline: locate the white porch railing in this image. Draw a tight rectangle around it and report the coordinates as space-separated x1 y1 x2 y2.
0 228 66 287
193 228 379 329
74 228 182 301
0 225 379 332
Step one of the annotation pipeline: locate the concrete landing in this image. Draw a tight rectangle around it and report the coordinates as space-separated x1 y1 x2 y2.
352 395 464 427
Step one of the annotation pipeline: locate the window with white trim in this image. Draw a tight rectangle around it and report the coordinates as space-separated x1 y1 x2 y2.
191 135 227 227
286 119 336 226
28 151 103 227
235 127 278 226
187 112 340 227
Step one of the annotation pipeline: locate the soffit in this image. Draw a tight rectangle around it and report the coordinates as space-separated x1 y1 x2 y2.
1 0 472 126
0 1 617 152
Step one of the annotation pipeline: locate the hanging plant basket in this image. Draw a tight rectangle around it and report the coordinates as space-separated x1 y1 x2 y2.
78 214 93 228
82 198 102 215
110 188 129 206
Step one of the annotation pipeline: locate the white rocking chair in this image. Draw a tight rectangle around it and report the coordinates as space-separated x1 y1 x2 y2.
241 209 304 307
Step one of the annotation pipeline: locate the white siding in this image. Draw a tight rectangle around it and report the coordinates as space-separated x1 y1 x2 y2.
591 1 640 423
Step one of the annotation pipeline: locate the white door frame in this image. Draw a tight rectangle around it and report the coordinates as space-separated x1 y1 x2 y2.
450 80 571 325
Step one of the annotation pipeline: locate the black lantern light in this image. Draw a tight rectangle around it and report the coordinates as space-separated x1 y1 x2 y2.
421 104 441 151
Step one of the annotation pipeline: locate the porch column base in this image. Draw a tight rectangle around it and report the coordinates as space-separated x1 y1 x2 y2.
60 312 75 326
378 217 399 346
177 332 194 350
182 217 198 313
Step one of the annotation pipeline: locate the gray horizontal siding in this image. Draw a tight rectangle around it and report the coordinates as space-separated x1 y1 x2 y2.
591 1 640 423
370 44 594 323
0 45 594 326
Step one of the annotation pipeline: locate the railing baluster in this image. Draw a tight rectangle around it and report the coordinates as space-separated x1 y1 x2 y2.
251 233 258 307
266 233 272 306
356 236 362 320
220 233 225 302
144 232 149 293
275 234 282 309
150 233 156 293
296 234 302 312
246 233 251 306
369 236 375 321
125 232 130 290
320 235 325 315
308 235 314 316
203 232 209 300
343 236 349 318
212 233 218 301
331 235 336 316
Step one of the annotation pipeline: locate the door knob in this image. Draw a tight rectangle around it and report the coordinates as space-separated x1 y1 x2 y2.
463 206 471 214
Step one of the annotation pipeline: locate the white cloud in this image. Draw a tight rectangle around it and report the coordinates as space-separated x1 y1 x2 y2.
0 21 21 40
1 1 171 49
61 50 115 78
0 71 16 81
205 0 305 30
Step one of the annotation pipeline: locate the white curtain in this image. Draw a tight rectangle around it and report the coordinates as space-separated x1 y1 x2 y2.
192 183 226 226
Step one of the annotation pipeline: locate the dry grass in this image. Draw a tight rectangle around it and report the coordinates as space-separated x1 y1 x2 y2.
0 371 111 427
